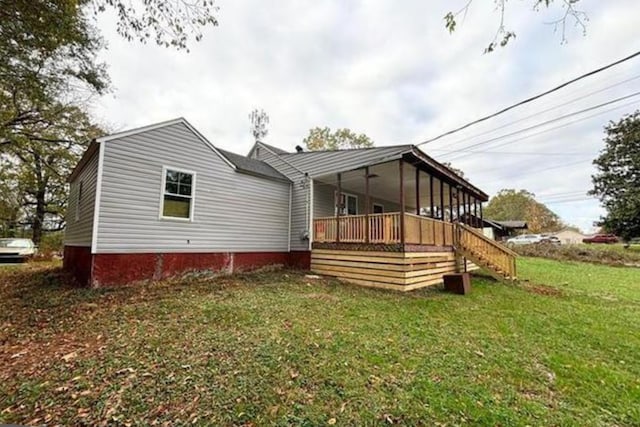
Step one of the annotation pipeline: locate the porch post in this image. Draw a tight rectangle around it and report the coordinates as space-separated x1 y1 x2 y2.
439 178 445 244
336 172 342 243
480 201 484 225
448 183 454 222
399 159 406 245
473 198 478 228
429 174 434 218
463 192 469 225
365 167 370 243
415 168 421 215
456 187 461 222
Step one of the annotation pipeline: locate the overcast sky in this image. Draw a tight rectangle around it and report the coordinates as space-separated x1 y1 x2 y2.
92 0 640 233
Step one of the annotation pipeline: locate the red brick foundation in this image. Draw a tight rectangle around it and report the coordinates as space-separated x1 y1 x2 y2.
62 247 311 287
63 246 92 286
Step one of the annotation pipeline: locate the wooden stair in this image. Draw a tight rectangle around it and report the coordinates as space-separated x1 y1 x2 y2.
454 223 517 280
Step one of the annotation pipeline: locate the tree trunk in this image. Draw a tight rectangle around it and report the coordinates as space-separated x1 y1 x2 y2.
32 189 46 245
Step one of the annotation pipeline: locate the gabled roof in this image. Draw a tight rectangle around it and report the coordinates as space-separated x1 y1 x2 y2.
69 118 290 183
217 148 289 182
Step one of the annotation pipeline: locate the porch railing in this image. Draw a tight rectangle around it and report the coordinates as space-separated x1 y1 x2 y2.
313 212 454 246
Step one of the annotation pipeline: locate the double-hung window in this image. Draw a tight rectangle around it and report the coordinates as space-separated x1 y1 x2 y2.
161 167 195 220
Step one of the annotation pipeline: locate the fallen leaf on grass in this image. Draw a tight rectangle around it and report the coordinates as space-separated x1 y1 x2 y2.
61 351 77 362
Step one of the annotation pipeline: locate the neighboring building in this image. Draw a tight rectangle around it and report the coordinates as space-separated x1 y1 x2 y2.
64 118 516 290
553 229 587 245
468 217 528 241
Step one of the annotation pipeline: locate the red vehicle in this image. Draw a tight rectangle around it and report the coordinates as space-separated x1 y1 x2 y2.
582 234 619 244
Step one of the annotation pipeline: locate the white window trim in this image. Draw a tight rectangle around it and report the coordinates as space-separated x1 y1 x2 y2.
336 192 358 216
373 203 384 214
159 165 197 222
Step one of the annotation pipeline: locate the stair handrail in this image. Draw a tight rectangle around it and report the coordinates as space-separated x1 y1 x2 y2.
456 222 519 257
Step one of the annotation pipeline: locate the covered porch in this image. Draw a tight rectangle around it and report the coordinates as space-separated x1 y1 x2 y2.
309 152 516 291
311 151 488 248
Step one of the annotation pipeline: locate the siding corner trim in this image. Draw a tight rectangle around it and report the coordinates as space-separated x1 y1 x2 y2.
90 141 105 254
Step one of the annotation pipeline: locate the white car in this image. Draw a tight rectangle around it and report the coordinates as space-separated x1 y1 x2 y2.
0 238 37 261
506 234 546 245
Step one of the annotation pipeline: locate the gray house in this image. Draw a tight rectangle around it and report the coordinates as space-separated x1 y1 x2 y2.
65 118 516 289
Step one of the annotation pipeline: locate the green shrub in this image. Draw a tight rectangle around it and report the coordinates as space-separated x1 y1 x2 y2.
38 231 64 255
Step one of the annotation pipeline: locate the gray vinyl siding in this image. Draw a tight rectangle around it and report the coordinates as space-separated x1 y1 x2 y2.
256 146 311 251
64 150 98 246
95 123 290 253
313 181 401 218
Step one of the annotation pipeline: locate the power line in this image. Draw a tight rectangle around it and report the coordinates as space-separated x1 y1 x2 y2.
415 49 640 147
430 148 592 156
442 96 640 162
428 73 640 152
476 158 593 185
542 197 597 205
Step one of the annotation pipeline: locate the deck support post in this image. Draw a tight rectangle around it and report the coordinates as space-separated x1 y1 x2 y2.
336 172 342 243
399 159 406 245
365 167 370 243
479 201 484 226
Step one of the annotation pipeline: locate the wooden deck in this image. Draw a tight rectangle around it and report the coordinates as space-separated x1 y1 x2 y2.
311 248 477 291
311 212 516 291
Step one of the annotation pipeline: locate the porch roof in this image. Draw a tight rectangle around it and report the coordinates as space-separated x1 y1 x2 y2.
281 145 487 201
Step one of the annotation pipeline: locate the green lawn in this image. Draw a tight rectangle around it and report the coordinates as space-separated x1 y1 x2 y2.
1 258 639 426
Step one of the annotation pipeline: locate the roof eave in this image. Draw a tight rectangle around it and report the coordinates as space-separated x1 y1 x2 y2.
67 140 99 183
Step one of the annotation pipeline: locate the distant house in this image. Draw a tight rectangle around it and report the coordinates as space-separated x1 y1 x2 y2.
553 229 586 245
64 118 516 290
471 217 528 241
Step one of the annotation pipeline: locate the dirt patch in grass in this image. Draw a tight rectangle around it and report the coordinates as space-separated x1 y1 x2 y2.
521 281 565 297
304 292 340 302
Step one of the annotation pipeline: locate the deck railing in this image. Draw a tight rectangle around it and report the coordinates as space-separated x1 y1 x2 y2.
313 212 452 245
455 223 517 278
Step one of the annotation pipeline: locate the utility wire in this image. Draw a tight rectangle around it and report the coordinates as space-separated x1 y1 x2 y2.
428 73 640 152
477 158 593 185
415 49 640 147
442 96 640 162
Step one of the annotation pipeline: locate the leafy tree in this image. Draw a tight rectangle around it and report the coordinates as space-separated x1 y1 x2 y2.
0 103 103 244
442 162 466 179
303 127 374 151
589 111 640 242
444 0 588 53
1 0 218 147
484 189 563 233
0 0 107 148
249 108 269 141
0 177 21 237
90 0 219 50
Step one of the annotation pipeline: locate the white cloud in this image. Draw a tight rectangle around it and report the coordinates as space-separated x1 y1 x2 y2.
91 0 640 232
